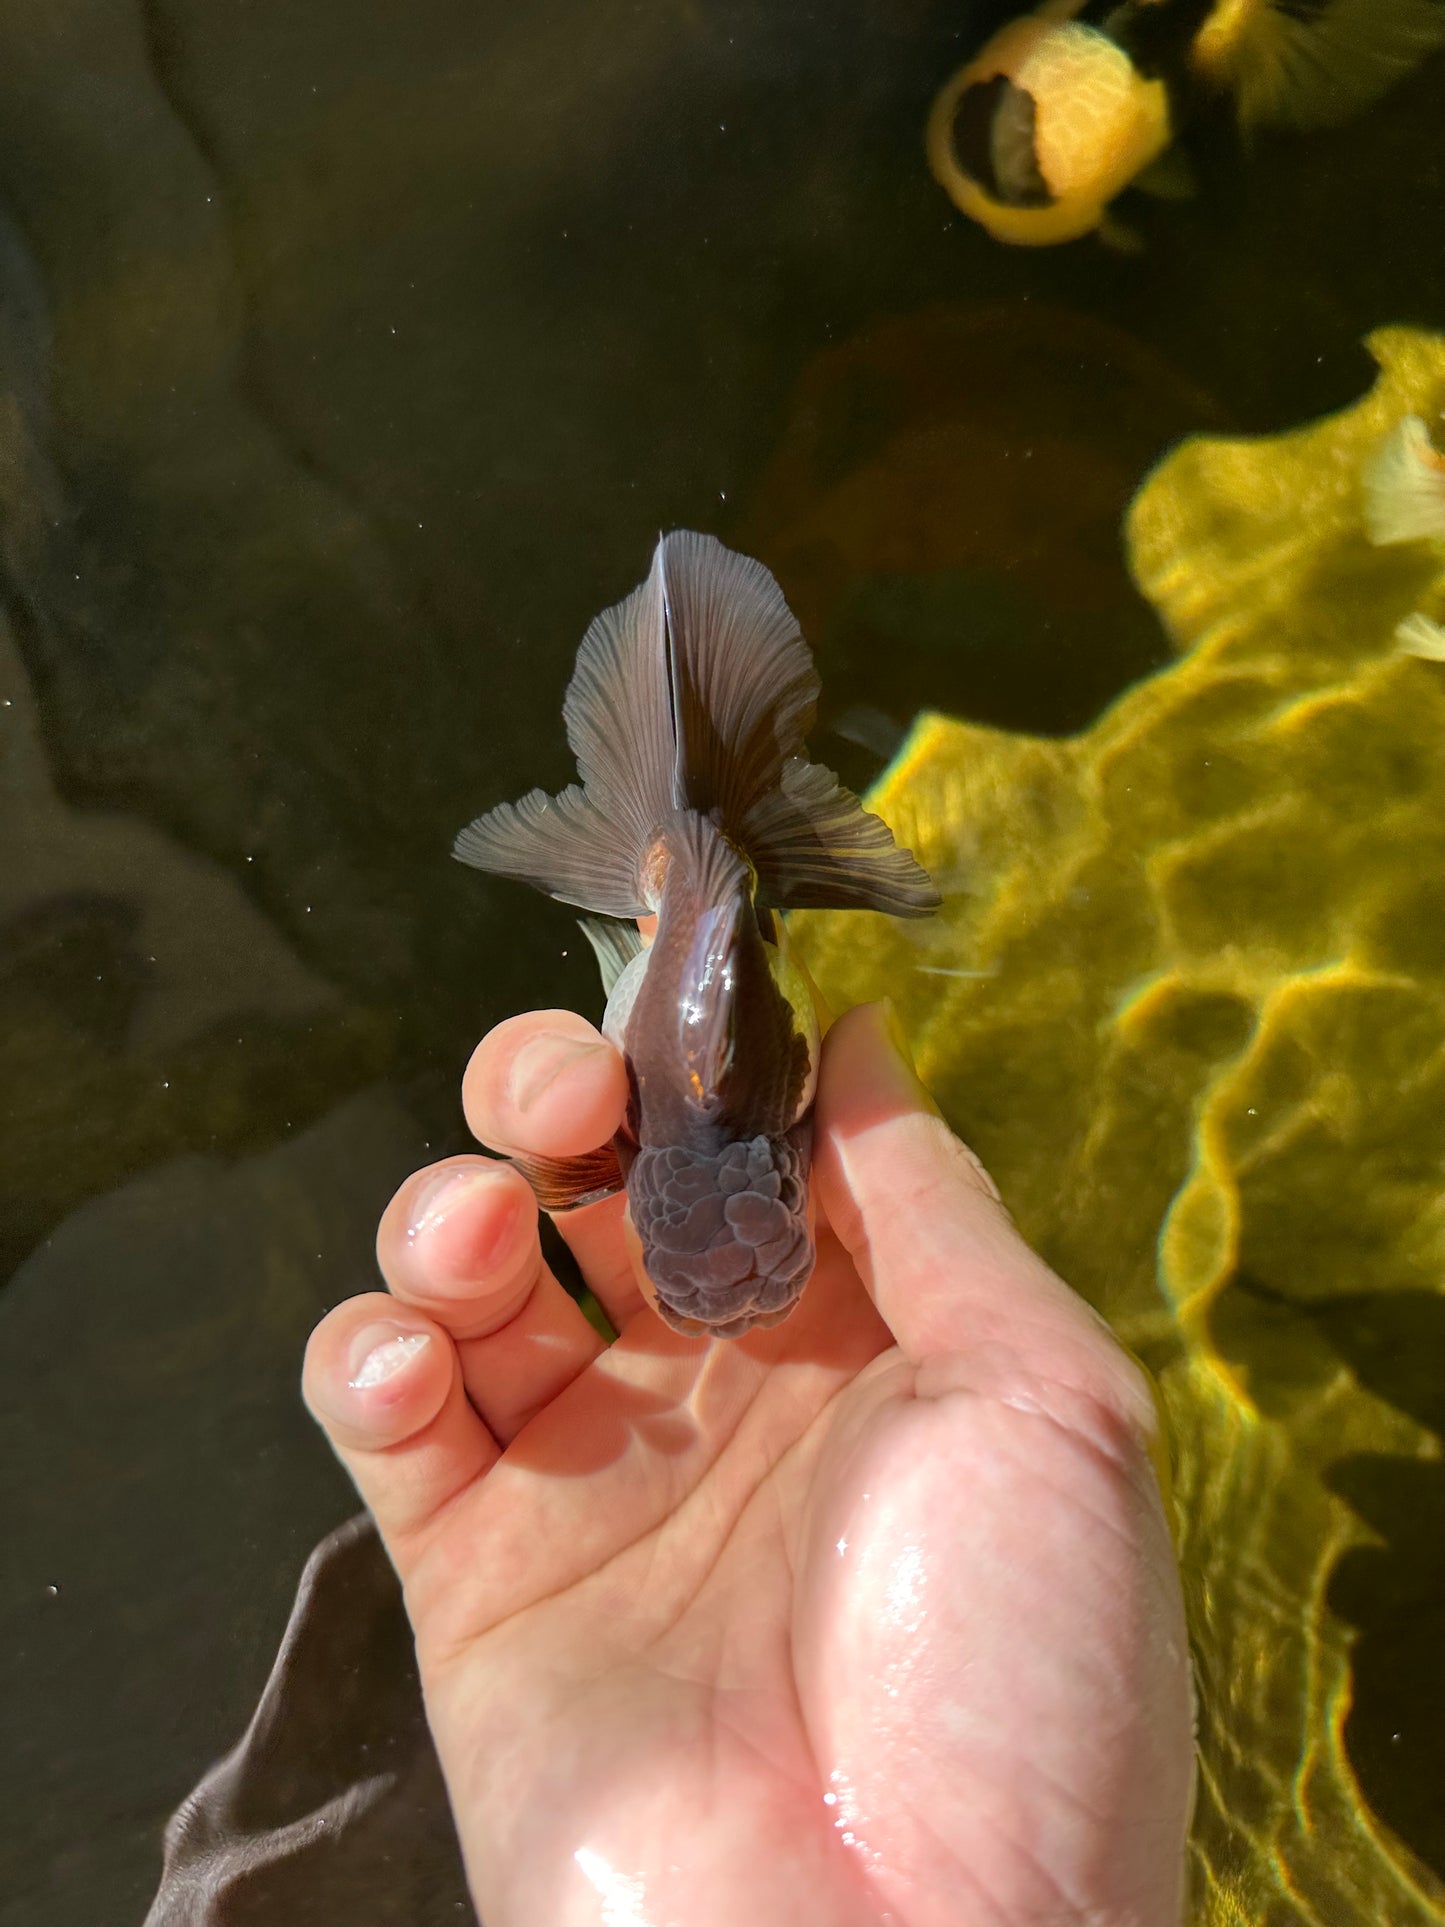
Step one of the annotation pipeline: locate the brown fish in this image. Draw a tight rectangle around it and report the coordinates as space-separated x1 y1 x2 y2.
455 531 939 1337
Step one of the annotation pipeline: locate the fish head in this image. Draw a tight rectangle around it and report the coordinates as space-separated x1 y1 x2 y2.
927 14 1170 245
626 1122 816 1338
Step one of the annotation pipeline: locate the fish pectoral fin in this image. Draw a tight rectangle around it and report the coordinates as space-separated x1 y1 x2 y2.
1197 0 1445 133
745 757 941 918
454 785 649 917
578 915 646 998
510 1142 626 1212
1131 144 1197 202
1096 209 1147 254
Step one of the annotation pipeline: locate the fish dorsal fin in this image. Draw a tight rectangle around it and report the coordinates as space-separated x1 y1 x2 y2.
660 809 751 1104
657 531 820 827
1194 0 1445 132
661 810 809 1131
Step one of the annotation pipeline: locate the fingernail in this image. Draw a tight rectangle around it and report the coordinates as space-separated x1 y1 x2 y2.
406 1164 508 1243
347 1324 431 1390
508 1031 607 1113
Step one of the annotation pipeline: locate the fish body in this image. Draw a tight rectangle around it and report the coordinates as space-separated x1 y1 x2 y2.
927 0 1445 246
455 532 938 1337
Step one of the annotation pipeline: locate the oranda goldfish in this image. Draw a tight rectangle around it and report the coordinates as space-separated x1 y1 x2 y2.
454 532 939 1338
927 0 1445 247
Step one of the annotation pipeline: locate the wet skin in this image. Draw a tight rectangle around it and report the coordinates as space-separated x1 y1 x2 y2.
304 1002 1195 1927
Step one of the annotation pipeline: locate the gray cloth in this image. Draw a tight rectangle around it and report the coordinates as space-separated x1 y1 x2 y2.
146 1516 476 1926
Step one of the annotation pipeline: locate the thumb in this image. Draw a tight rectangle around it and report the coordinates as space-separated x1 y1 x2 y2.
814 1003 1156 1435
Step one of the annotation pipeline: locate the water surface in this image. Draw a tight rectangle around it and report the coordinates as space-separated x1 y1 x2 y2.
1 1 1442 1919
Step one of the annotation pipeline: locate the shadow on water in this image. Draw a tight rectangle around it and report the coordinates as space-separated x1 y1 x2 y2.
0 0 1442 1917
1318 1292 1445 1885
1209 1276 1445 1884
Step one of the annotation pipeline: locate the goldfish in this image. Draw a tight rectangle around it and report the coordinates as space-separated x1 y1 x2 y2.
1363 414 1445 547
454 532 939 1338
927 0 1445 247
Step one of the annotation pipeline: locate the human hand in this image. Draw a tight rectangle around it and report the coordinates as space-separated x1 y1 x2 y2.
304 1002 1195 1927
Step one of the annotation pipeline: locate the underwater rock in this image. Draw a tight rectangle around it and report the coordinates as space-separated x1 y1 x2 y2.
0 605 396 1278
0 1089 448 1924
739 302 1223 751
794 327 1445 1925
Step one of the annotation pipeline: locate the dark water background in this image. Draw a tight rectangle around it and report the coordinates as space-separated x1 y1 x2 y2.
0 1 1441 1919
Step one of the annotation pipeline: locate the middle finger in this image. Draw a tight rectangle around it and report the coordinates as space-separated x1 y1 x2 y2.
378 1155 606 1444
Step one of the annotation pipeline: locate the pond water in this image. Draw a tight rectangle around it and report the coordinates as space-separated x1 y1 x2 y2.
0 2 1441 1922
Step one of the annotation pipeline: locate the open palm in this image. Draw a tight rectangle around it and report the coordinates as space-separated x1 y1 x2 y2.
305 1003 1194 1927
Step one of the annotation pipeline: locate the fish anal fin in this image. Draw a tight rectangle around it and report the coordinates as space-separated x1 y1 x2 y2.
511 1142 625 1212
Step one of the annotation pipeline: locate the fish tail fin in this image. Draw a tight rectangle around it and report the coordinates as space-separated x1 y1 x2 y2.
1193 0 1445 133
454 545 677 916
456 531 940 919
1362 415 1445 546
658 532 941 918
452 783 652 916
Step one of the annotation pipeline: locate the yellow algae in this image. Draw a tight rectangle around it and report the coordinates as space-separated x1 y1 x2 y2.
794 328 1445 1924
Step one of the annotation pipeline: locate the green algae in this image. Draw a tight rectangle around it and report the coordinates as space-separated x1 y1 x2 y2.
793 328 1445 1924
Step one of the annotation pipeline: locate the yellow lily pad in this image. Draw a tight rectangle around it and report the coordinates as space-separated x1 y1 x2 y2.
793 328 1445 1925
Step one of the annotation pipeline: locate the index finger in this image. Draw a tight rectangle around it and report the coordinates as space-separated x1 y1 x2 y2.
462 1009 646 1329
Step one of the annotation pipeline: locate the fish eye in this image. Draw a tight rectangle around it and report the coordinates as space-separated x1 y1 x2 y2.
949 75 1054 209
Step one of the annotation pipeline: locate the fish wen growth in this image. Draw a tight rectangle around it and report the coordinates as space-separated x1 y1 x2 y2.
927 0 1445 247
455 532 939 1338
